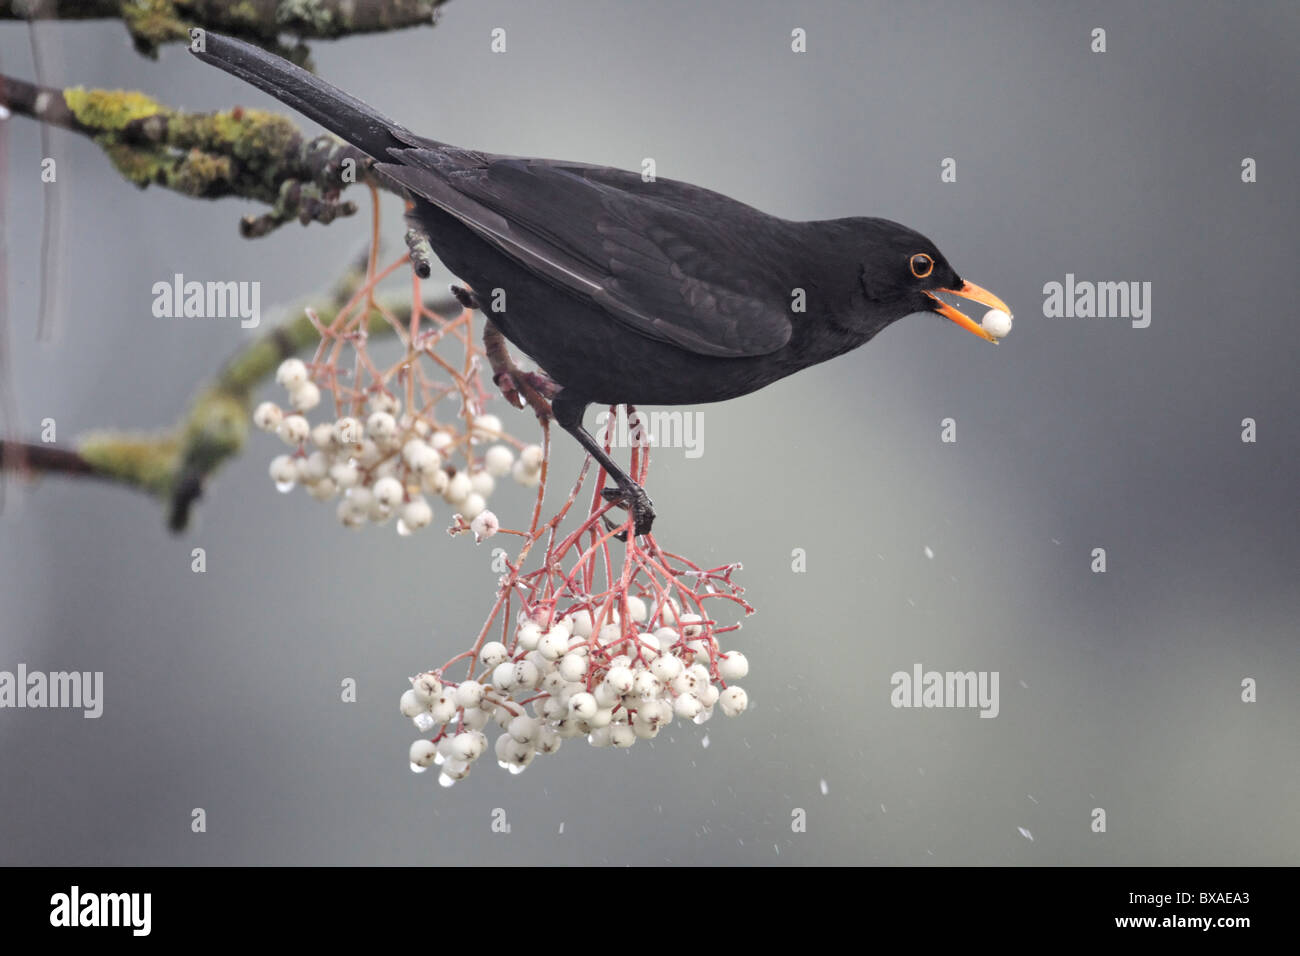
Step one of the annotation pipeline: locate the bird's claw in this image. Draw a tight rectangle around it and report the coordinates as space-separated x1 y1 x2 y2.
450 284 481 311
492 370 526 409
601 484 655 537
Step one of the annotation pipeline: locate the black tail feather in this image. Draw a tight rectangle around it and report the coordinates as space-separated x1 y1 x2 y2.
189 32 421 160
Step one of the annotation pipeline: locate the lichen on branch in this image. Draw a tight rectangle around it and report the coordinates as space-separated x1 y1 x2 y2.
0 72 382 235
1 0 448 62
0 258 457 530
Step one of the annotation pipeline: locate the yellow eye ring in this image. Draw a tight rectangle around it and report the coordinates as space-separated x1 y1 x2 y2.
910 253 934 279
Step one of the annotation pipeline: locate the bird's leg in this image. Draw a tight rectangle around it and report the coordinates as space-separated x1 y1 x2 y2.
551 392 655 537
481 318 556 422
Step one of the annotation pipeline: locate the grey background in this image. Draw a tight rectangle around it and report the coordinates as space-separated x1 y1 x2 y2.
1 0 1296 865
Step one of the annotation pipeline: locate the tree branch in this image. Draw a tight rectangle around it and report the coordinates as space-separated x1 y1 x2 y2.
1 258 460 531
0 30 457 527
0 71 391 235
0 440 96 477
2 0 449 63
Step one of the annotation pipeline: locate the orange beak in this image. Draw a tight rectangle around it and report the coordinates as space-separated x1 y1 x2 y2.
923 281 1012 344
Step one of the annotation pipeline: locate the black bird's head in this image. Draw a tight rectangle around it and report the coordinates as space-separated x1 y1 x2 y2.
854 218 1011 343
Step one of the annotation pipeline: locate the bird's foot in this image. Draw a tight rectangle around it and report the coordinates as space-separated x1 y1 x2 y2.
483 320 554 421
601 483 655 537
491 369 525 410
450 284 481 311
516 370 559 401
490 369 554 422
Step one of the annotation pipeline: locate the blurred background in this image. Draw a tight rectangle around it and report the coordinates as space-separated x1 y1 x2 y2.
0 0 1296 865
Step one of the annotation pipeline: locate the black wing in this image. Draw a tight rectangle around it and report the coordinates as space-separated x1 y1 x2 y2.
189 34 794 358
377 153 796 358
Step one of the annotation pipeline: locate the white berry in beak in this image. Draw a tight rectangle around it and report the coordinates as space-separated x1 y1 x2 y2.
981 308 1013 339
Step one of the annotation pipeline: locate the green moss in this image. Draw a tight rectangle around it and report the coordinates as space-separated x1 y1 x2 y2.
99 143 234 195
179 390 250 474
64 87 166 131
78 431 180 497
120 0 191 52
230 113 303 164
100 143 169 186
164 108 303 189
224 0 266 29
219 339 289 395
170 149 235 195
277 0 337 34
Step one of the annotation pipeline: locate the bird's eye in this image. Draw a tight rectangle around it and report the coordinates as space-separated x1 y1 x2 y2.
909 253 934 279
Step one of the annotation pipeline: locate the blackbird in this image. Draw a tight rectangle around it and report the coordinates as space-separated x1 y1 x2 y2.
192 33 1010 535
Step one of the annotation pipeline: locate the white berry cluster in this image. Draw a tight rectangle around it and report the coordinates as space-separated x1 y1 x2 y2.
400 597 750 786
253 358 544 533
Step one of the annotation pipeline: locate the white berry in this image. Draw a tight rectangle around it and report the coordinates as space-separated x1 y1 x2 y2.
400 496 433 530
460 493 487 520
367 411 398 442
512 459 542 487
409 739 438 768
253 401 283 432
472 414 502 441
981 308 1013 339
492 661 517 690
290 380 321 411
334 417 363 446
519 444 544 471
484 445 514 477
719 686 749 717
650 654 683 682
277 414 309 445
470 510 499 540
268 454 298 485
275 358 308 389
411 673 441 702
480 642 509 668
673 694 703 719
718 652 749 681
402 439 441 475
517 623 542 651
399 689 426 718
604 665 635 695
469 469 495 497
569 692 598 719
559 653 588 683
444 471 472 504
373 476 404 508
454 681 485 709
